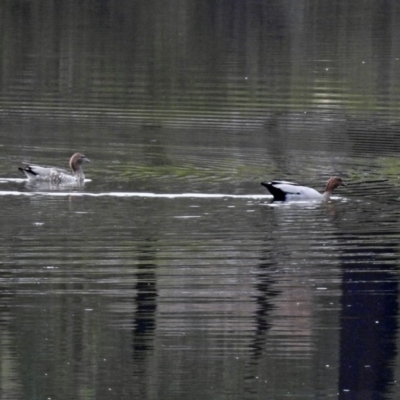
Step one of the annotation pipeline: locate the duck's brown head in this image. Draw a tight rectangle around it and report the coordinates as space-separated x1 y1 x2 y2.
325 176 346 193
70 152 90 172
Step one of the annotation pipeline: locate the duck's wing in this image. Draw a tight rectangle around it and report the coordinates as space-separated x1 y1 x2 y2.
18 165 70 180
18 165 51 180
261 181 301 201
269 180 298 186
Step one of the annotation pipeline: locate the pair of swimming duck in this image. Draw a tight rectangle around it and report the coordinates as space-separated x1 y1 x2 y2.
18 152 346 201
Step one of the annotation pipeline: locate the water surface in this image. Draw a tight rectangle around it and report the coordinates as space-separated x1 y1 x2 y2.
0 1 400 399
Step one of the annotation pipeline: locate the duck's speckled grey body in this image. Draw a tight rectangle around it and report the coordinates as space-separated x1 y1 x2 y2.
18 153 90 185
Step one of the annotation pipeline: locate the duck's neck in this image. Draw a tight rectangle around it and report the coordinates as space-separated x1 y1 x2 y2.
72 166 84 180
321 191 331 201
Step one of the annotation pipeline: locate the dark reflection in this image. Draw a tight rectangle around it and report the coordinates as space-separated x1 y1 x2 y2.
249 258 279 359
130 239 158 399
243 257 279 397
339 235 398 399
240 215 282 397
132 240 158 355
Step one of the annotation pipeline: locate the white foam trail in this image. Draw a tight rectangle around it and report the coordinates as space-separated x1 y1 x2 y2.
0 178 26 183
0 190 270 199
0 178 92 183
